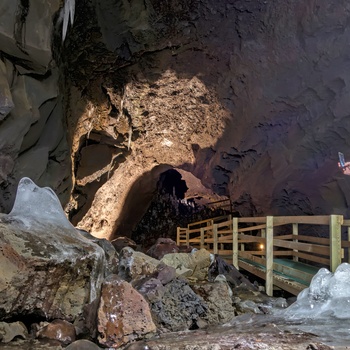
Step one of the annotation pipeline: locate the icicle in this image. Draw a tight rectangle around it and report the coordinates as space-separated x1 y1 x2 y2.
61 0 76 42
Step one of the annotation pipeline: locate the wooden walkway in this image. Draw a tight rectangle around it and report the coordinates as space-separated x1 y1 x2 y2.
177 215 350 296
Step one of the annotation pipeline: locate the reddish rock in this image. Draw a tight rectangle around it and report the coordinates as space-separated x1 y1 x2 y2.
97 274 156 348
146 238 179 260
110 236 137 253
36 319 76 345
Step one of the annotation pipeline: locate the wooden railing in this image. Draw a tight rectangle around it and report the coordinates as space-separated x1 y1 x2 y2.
177 215 349 296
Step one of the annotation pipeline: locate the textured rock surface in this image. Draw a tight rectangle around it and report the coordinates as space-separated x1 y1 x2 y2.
0 0 71 214
161 249 212 281
35 319 76 345
0 178 105 323
2 0 350 241
97 274 156 348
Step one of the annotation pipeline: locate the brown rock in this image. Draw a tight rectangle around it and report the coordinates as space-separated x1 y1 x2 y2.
97 274 156 348
146 238 179 260
0 178 106 324
191 281 236 325
36 319 76 345
110 236 137 253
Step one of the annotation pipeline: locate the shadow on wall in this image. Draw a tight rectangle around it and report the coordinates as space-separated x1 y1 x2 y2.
58 0 350 238
110 164 173 239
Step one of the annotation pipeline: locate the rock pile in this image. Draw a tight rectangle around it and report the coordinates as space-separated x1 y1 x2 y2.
0 178 287 349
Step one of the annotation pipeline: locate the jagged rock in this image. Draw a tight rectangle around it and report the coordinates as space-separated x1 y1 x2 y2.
144 277 208 332
160 249 212 281
232 285 288 315
97 274 156 348
0 321 27 343
146 238 179 260
0 178 105 324
36 319 76 345
118 247 159 282
78 229 118 276
208 255 258 291
110 236 137 253
0 0 60 72
191 281 236 325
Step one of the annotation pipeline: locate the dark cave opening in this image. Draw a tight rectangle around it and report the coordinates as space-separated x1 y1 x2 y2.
157 169 188 200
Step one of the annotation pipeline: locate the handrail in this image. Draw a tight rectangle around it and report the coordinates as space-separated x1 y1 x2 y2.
177 214 348 296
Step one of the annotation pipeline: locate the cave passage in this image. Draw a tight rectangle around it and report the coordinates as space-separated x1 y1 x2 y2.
157 169 188 200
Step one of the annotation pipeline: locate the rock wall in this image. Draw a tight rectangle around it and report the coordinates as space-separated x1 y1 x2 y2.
0 0 71 213
2 0 350 240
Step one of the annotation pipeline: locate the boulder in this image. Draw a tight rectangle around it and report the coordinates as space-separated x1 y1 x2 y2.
36 319 76 345
0 178 105 324
118 247 159 282
142 276 208 331
97 274 156 348
0 321 27 343
146 237 179 259
65 339 103 350
110 236 137 252
191 281 236 325
161 249 212 281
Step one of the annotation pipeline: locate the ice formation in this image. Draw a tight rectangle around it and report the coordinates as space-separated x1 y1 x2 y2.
7 177 73 230
282 263 350 320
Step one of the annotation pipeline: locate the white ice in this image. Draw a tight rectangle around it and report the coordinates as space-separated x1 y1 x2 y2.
282 263 350 320
7 177 74 230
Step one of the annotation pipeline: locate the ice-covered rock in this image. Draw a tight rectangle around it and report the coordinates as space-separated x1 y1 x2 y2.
282 263 350 320
0 178 105 324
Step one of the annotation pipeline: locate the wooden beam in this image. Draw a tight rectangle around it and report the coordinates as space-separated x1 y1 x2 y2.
273 239 329 256
330 214 342 272
265 216 274 296
232 217 239 270
200 228 205 249
213 224 218 255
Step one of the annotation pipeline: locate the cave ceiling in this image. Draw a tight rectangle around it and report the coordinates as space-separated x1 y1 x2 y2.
1 0 350 239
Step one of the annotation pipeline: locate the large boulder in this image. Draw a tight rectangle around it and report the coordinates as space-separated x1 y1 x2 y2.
0 178 105 324
160 249 212 281
97 274 156 348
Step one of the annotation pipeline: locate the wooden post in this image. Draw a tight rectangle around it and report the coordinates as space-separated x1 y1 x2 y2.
293 223 299 262
330 215 342 272
232 217 239 270
200 228 205 249
348 226 350 264
176 227 180 245
186 226 190 246
265 216 274 296
213 224 218 255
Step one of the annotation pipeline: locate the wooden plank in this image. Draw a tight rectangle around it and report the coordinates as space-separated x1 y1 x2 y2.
238 233 266 243
238 224 266 233
330 214 342 272
265 216 274 296
277 234 329 245
200 228 205 249
273 239 329 255
277 234 294 240
216 221 233 228
239 251 266 266
342 240 350 248
272 276 306 296
238 217 267 223
238 260 266 280
293 251 329 265
273 215 330 225
232 218 238 270
273 261 315 284
213 224 218 255
273 251 293 256
343 219 350 226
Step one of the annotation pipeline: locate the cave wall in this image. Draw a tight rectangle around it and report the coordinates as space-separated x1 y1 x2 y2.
0 0 72 213
1 0 350 240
